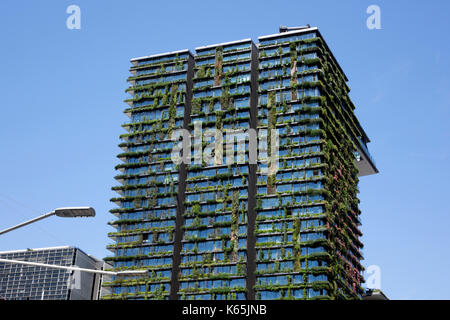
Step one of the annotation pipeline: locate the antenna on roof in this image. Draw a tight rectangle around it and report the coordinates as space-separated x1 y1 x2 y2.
279 25 311 33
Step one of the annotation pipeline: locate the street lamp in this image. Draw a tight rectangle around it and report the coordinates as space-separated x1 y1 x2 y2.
54 207 95 218
0 207 95 236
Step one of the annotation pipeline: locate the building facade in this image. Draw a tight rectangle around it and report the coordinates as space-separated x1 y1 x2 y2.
104 26 378 300
109 50 193 299
0 246 103 300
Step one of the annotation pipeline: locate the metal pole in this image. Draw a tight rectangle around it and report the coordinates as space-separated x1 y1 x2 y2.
0 211 56 235
0 258 117 276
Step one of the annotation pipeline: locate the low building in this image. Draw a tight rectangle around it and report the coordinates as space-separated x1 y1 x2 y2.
0 246 107 300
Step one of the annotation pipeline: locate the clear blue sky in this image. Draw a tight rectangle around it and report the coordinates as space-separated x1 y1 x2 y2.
0 0 449 300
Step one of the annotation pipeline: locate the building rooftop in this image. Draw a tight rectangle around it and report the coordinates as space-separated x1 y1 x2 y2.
195 38 252 52
0 246 72 255
130 49 192 63
258 26 348 82
257 26 318 40
0 246 100 263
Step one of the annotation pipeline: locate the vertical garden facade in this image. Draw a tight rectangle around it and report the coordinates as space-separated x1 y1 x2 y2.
105 50 193 300
105 27 378 300
252 29 377 300
254 31 328 300
178 39 258 300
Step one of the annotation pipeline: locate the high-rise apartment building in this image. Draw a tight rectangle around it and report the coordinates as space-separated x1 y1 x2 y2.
0 246 104 300
104 26 378 300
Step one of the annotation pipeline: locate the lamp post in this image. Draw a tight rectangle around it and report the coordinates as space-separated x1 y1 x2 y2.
0 207 95 236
